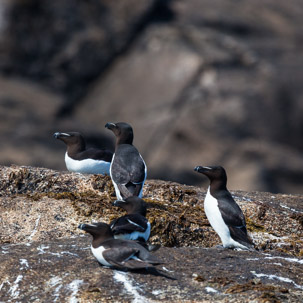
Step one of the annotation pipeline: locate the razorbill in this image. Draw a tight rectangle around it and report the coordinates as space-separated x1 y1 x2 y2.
105 122 147 200
54 132 113 175
194 165 254 250
78 222 162 269
110 196 151 242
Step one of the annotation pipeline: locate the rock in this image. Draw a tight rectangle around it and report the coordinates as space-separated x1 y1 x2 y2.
0 165 302 301
0 0 157 103
1 239 302 302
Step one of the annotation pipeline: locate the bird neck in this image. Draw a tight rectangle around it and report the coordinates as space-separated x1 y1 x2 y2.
66 141 86 155
128 208 146 217
209 179 227 195
116 131 134 146
91 233 113 248
116 138 133 146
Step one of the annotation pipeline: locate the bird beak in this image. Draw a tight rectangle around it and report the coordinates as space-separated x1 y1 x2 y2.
105 122 116 130
194 166 203 173
53 132 71 139
194 166 212 173
112 199 125 207
78 223 86 230
78 223 97 231
53 132 61 139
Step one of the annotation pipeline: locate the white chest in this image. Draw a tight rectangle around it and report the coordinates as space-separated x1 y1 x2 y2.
109 154 122 199
90 245 112 267
204 187 231 246
65 152 110 175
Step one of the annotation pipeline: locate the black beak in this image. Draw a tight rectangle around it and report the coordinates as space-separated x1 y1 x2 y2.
112 199 125 207
105 122 116 129
78 223 86 230
194 166 213 174
194 166 203 173
53 132 61 139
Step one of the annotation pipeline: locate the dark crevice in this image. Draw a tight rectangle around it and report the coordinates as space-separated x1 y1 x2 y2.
200 19 261 37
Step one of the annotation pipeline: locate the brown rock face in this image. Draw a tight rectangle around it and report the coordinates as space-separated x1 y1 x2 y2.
0 0 303 194
0 165 302 302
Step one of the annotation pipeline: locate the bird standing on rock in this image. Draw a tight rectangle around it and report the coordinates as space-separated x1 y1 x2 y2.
78 222 162 269
194 165 254 250
105 122 147 200
53 132 113 175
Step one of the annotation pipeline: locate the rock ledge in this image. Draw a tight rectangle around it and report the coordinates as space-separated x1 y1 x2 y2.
0 165 302 302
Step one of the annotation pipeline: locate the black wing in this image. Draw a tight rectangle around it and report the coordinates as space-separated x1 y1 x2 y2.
216 191 246 227
111 145 146 185
111 215 148 234
135 241 161 252
228 226 254 248
102 246 140 268
216 191 253 248
102 243 162 269
117 183 143 198
76 148 113 162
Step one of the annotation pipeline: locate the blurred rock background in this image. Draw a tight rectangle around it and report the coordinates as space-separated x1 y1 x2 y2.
0 0 302 193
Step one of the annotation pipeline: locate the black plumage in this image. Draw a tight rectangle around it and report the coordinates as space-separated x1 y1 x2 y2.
78 222 162 269
110 196 150 242
54 132 113 162
194 165 254 249
105 122 146 200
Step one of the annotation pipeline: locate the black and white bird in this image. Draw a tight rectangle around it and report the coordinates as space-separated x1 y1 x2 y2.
105 122 147 200
194 165 254 250
110 196 151 242
78 222 162 269
54 132 113 175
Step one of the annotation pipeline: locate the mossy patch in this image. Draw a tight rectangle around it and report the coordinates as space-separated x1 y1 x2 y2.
290 213 303 227
25 189 114 217
225 280 288 295
145 198 208 247
246 218 265 232
192 273 206 282
208 276 234 287
1 166 302 255
273 237 303 257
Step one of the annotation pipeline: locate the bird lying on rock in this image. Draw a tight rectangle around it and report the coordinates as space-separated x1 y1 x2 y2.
78 222 163 269
194 165 254 250
110 196 159 252
54 132 113 175
110 196 150 242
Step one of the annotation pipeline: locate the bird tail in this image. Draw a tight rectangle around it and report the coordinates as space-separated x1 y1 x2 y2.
229 226 255 249
123 259 161 269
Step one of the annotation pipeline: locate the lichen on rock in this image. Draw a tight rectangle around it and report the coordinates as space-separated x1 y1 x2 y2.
1 165 303 255
0 165 302 302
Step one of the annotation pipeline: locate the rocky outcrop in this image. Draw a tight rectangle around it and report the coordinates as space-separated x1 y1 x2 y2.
1 239 303 302
0 166 302 302
0 0 303 194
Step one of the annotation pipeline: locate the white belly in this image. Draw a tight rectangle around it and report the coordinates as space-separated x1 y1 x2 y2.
110 154 122 200
65 152 110 175
91 245 112 267
204 187 244 248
